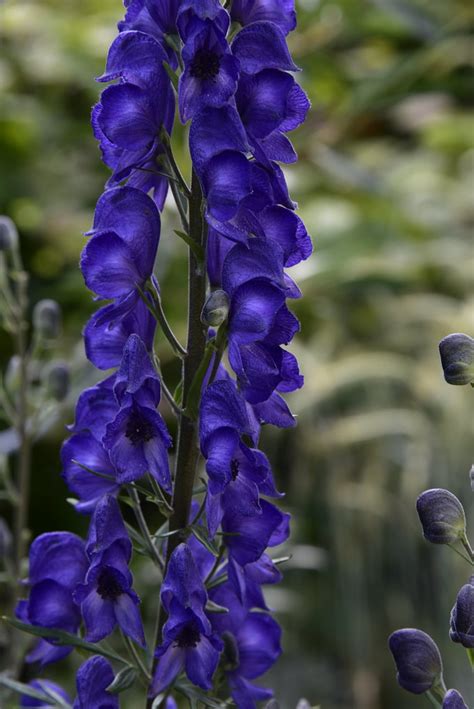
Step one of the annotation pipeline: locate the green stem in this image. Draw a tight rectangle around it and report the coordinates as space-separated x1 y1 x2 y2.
127 485 164 571
146 171 207 704
121 630 151 683
461 534 474 563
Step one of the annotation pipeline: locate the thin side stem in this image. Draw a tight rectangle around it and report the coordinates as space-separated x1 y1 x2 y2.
146 171 207 701
121 631 151 684
127 485 164 571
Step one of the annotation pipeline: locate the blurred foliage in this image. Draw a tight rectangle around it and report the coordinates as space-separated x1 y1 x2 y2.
0 0 473 707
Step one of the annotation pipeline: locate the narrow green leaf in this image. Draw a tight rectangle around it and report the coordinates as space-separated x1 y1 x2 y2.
2 616 128 665
106 665 138 694
0 675 69 706
205 599 229 614
151 692 168 708
190 525 219 557
173 230 204 261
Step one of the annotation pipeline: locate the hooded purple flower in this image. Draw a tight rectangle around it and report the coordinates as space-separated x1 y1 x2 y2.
223 498 290 567
73 656 119 709
75 496 145 646
16 533 88 667
150 544 223 695
102 335 172 490
210 584 282 707
443 690 468 709
177 0 230 41
449 580 474 648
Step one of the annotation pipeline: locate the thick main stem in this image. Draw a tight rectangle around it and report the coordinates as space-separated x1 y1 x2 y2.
147 171 207 699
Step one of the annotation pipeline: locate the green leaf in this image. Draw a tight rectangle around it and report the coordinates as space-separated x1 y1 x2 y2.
205 599 229 614
173 230 204 261
151 693 168 709
0 675 70 707
190 525 219 557
106 665 138 694
2 616 128 665
175 680 228 708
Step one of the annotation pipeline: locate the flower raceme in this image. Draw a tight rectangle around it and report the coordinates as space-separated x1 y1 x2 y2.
14 0 312 704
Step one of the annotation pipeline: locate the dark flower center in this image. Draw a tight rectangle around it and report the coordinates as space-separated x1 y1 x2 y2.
190 49 220 80
96 568 124 601
176 622 201 648
125 411 155 446
222 631 240 671
230 459 240 481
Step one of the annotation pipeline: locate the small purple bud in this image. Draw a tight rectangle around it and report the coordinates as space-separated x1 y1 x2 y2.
0 216 18 251
416 489 466 545
201 289 230 327
46 362 70 401
33 299 61 339
388 628 443 694
443 689 468 709
449 580 474 649
439 333 474 385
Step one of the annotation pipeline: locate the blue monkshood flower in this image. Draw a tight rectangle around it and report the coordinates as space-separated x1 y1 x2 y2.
74 544 145 646
102 337 172 489
118 0 180 66
210 584 282 707
73 656 119 709
62 377 120 513
177 0 230 41
388 629 444 695
416 489 467 546
151 544 223 695
16 533 88 667
231 0 297 36
236 69 310 166
223 498 290 567
199 379 256 494
449 580 474 648
21 680 71 708
439 333 474 385
85 292 156 371
443 689 468 709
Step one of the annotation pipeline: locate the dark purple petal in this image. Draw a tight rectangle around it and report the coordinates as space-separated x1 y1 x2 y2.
185 634 223 690
229 281 285 345
231 0 296 35
236 612 281 679
28 532 88 588
99 83 161 151
202 151 251 222
115 591 146 647
223 499 288 566
232 22 299 74
27 579 80 634
86 495 131 561
449 582 474 648
388 628 443 694
21 680 71 708
189 105 248 175
200 379 252 447
25 639 72 668
443 689 468 709
81 231 142 299
160 543 209 625
68 375 117 438
81 590 116 642
177 0 230 40
74 656 118 709
114 333 161 406
417 488 466 545
99 30 168 85
150 642 185 696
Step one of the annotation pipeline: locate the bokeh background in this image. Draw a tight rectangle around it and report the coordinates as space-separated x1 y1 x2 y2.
1 0 473 707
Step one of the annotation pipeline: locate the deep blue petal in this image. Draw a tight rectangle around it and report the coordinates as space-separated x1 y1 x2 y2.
232 22 299 74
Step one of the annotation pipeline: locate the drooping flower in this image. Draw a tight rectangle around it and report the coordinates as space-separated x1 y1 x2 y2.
439 333 474 385
150 544 223 695
388 629 444 695
416 489 467 546
231 0 297 36
73 656 119 709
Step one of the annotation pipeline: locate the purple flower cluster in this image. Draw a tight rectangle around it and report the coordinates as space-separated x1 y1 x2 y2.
15 0 311 704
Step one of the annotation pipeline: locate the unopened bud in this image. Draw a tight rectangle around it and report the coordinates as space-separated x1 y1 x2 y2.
443 689 468 708
469 465 474 493
201 289 229 327
449 580 474 649
389 628 443 694
296 701 312 709
439 333 474 385
0 216 18 251
416 489 466 545
5 355 21 393
33 299 61 339
46 362 70 401
0 518 12 559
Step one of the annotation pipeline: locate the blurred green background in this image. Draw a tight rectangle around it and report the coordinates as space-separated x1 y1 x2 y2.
1 0 473 707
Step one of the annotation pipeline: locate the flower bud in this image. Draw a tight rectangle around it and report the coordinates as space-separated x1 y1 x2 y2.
439 333 474 385
470 465 474 493
32 299 61 339
416 489 466 545
296 701 311 709
0 517 12 560
46 362 70 402
0 215 18 251
5 355 21 393
449 580 474 648
443 689 468 709
389 629 443 694
201 289 229 327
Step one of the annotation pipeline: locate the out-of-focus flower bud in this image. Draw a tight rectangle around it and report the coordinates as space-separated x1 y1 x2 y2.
470 465 474 493
416 489 466 545
32 299 61 339
439 333 474 385
0 216 18 251
443 689 468 709
0 517 12 559
201 289 230 327
46 362 70 402
449 580 474 649
296 701 312 709
388 628 443 694
5 355 21 393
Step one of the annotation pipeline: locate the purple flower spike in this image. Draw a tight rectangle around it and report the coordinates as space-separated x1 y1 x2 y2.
443 689 469 709
74 656 119 709
416 488 466 545
449 580 474 648
388 628 443 695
